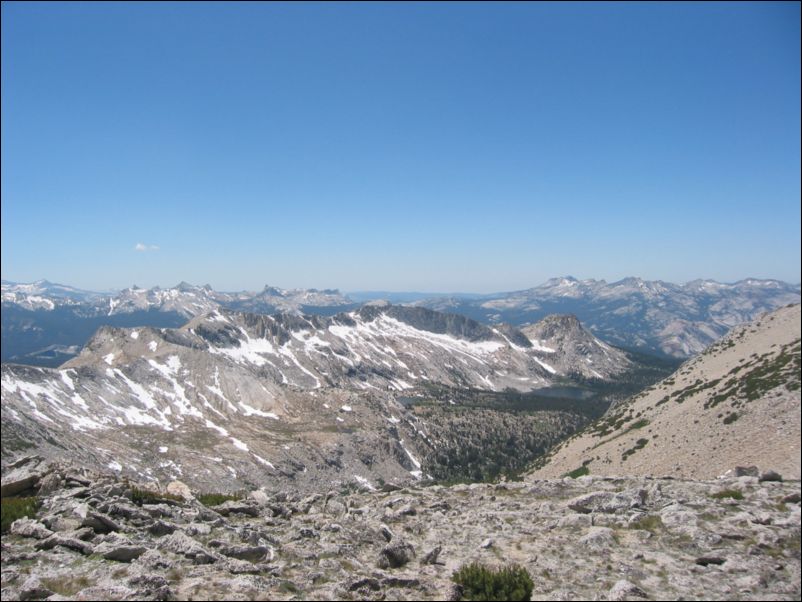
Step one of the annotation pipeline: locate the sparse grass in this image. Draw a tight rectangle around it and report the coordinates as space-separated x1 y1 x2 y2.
1 496 39 533
111 567 128 579
278 580 301 595
710 489 744 500
41 574 92 596
629 514 663 532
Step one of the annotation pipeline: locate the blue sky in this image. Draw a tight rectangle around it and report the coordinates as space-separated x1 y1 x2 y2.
2 2 800 293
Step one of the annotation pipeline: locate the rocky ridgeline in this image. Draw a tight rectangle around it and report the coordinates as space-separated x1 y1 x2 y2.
1 456 799 601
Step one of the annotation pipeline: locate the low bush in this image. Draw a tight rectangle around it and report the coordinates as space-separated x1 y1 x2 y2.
130 487 184 506
451 562 534 601
197 492 243 507
565 465 589 479
1 496 39 533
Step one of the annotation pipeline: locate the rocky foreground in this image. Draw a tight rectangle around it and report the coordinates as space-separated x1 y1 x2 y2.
1 460 800 601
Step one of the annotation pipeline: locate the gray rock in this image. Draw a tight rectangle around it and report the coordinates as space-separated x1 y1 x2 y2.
10 517 54 540
37 472 64 496
166 480 194 500
127 573 171 600
557 513 593 528
696 556 726 566
734 466 759 477
133 548 174 570
421 545 442 565
608 579 648 601
185 522 212 536
94 541 148 562
35 533 95 555
81 511 121 533
148 519 178 536
157 531 217 564
247 489 271 505
759 470 783 482
377 539 415 569
379 523 394 542
1 465 42 497
348 577 382 592
215 543 270 562
567 490 643 514
212 500 260 517
141 503 174 518
106 502 150 521
40 515 81 533
579 526 616 549
18 575 53 601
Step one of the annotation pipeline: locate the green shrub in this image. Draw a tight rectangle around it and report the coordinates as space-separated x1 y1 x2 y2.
130 487 184 506
197 492 243 507
451 562 534 601
565 465 589 479
1 497 39 533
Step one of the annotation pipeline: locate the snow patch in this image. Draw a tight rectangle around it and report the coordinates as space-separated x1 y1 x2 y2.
230 437 249 452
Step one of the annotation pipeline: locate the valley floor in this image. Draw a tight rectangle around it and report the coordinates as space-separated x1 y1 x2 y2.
1 464 800 601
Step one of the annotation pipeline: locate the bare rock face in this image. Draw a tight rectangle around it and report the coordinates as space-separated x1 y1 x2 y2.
1 470 799 601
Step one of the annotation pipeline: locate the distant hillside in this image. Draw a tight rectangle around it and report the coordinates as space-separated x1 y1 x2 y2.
529 303 801 480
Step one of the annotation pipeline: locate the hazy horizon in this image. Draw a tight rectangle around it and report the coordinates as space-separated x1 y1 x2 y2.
2 3 800 292
2 273 800 297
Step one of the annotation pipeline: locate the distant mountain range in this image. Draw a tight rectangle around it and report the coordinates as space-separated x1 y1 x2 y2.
2 276 799 366
413 276 801 358
1 280 358 366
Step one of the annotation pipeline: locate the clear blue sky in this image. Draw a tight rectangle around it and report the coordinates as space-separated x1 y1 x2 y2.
2 2 800 292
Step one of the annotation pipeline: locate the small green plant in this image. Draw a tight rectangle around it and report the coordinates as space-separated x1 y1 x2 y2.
710 489 744 500
722 412 739 424
451 562 534 601
1 497 39 533
197 492 243 507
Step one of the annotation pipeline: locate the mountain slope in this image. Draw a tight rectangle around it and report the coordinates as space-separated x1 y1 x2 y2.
520 314 632 380
529 304 801 480
2 305 630 491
